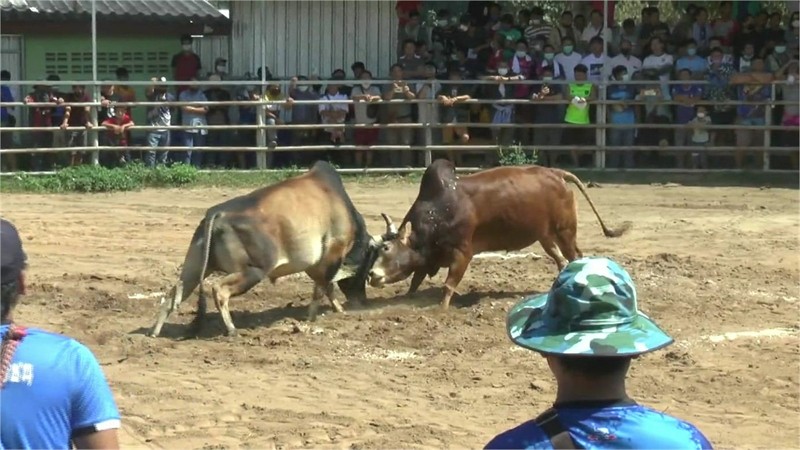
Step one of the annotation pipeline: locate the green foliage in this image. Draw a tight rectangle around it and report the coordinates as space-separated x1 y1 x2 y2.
4 162 199 193
497 144 539 166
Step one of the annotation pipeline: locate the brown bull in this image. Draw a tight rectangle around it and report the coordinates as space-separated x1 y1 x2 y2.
367 159 632 309
148 161 378 338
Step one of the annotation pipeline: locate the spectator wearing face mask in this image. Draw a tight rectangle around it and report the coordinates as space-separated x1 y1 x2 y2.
606 65 637 169
350 70 382 168
383 63 417 167
672 3 699 51
676 40 707 79
453 15 490 74
608 38 642 78
555 38 582 81
530 66 564 167
212 57 228 79
736 42 758 72
537 44 564 80
564 64 595 167
178 77 208 167
704 47 737 147
672 68 705 152
289 76 321 152
691 7 713 55
523 7 551 49
550 11 577 53
486 61 518 147
203 74 233 167
686 105 712 169
171 34 201 96
767 38 791 72
397 10 426 59
319 80 348 147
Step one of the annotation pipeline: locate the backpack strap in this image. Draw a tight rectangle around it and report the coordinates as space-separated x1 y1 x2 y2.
534 408 584 450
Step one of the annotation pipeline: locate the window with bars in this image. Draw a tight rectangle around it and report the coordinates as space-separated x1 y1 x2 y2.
44 51 171 77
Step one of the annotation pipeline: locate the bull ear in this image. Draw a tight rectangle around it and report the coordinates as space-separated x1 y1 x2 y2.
398 221 413 243
380 213 397 235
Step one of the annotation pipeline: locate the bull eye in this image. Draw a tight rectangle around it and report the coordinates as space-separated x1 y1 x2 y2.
382 243 390 252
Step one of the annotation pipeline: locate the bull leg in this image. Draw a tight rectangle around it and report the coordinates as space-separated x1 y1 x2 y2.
149 282 185 337
441 249 473 310
540 237 568 271
324 283 345 314
307 283 326 322
211 267 265 336
554 227 581 263
408 270 426 295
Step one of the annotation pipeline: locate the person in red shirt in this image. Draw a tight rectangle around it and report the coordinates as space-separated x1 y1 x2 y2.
102 106 135 165
395 1 420 28
61 85 93 166
171 34 202 96
23 82 63 171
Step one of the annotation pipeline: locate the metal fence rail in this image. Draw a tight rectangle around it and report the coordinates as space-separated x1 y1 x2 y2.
1 78 797 172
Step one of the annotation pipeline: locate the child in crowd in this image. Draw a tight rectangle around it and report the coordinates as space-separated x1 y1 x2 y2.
102 105 135 165
688 105 711 169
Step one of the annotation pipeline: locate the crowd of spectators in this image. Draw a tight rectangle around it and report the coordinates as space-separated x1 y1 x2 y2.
2 1 798 172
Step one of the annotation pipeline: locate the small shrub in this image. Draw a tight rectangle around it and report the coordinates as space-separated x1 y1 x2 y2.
497 144 538 166
7 162 200 193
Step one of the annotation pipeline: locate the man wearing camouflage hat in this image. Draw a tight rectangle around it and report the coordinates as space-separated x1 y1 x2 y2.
485 256 712 449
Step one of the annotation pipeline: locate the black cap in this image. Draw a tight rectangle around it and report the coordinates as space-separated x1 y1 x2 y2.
1 219 26 285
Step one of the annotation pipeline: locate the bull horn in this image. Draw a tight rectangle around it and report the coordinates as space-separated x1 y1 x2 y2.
369 235 384 248
380 213 398 235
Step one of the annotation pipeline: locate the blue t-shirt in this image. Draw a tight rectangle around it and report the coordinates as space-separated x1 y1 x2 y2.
0 86 13 121
675 56 708 76
485 402 713 450
0 325 121 449
607 85 636 125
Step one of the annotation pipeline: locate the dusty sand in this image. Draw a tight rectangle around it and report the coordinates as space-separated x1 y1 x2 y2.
1 180 798 449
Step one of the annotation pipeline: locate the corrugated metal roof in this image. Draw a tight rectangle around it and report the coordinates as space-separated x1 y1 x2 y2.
0 0 228 20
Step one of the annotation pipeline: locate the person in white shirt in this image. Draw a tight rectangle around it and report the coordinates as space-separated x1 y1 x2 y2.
555 37 583 81
641 36 674 100
318 82 349 145
580 36 607 82
608 39 642 78
580 9 612 54
350 70 382 167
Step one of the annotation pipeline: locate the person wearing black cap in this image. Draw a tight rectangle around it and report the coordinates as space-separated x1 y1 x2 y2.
0 219 121 449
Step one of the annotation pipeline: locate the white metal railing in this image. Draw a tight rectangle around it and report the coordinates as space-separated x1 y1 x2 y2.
1 78 797 173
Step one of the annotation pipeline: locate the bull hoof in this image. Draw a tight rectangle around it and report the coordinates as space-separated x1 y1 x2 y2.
146 330 159 338
224 328 238 337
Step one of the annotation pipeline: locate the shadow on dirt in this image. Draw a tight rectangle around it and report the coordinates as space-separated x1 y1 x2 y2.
128 286 533 339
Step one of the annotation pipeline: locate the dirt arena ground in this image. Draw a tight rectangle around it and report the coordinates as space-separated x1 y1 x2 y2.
1 179 798 449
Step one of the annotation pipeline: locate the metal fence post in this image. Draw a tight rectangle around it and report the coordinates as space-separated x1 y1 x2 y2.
596 83 607 169
256 100 266 169
90 85 100 166
763 84 774 171
423 119 433 167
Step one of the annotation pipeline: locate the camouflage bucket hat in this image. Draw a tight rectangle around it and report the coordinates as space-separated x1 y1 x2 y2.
506 257 673 357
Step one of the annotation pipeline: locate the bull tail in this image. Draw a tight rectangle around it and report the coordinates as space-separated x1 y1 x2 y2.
195 212 221 323
557 169 632 238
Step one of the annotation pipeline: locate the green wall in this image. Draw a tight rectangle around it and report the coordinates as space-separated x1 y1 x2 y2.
25 35 181 125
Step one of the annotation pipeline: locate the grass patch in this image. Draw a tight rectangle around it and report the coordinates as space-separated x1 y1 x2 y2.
0 161 796 194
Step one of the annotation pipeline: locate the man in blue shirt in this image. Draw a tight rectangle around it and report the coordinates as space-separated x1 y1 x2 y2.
0 219 121 449
485 257 713 450
606 65 637 169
